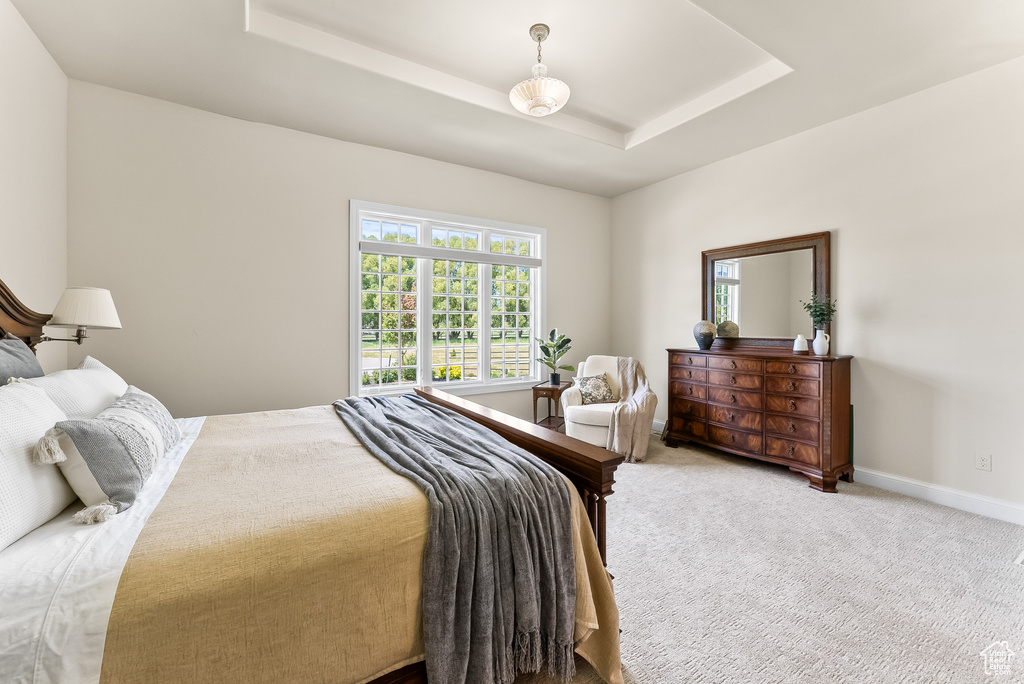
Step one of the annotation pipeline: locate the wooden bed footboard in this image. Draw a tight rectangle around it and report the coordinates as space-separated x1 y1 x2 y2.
414 387 624 565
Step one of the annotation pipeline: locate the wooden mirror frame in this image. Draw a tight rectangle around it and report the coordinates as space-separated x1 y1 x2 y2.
702 231 831 349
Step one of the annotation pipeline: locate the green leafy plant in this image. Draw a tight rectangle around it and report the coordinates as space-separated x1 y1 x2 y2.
536 328 574 373
800 294 838 329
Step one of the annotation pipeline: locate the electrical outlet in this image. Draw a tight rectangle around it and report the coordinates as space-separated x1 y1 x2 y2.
976 454 992 472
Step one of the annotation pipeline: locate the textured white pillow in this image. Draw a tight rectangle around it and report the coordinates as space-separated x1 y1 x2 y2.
18 356 128 419
0 383 76 552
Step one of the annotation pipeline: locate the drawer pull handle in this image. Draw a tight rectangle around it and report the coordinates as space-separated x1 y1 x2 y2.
788 364 796 374
730 360 737 369
686 386 693 396
730 394 737 403
728 434 736 443
786 445 795 456
727 413 735 422
786 381 796 392
688 357 694 365
730 376 737 385
788 400 797 411
686 370 692 378
787 422 796 433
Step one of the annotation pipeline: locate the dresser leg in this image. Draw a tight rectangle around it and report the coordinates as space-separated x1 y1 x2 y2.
794 468 838 493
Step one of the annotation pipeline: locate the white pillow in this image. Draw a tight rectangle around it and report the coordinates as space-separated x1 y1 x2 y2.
0 383 76 552
18 356 128 419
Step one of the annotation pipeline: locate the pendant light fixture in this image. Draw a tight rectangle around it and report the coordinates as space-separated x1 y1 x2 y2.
509 24 570 118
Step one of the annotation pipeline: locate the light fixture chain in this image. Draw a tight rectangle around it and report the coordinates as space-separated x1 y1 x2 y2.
537 39 542 64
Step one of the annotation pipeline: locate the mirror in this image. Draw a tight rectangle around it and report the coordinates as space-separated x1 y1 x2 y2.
702 232 830 348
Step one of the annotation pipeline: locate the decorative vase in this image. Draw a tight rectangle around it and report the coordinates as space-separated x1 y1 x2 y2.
550 372 560 385
793 334 808 355
812 329 830 356
693 320 716 350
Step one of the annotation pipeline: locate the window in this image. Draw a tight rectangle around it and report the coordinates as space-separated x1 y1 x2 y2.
351 201 545 397
714 259 740 325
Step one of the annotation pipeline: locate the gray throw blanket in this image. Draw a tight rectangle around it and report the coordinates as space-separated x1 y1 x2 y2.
334 395 577 684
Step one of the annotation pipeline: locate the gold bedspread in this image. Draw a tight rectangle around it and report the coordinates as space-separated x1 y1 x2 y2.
100 406 622 684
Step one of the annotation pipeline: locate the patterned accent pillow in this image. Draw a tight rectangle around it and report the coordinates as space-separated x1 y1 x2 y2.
35 386 181 523
578 374 616 405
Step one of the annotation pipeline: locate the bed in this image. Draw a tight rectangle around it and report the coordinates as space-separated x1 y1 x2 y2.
0 277 624 684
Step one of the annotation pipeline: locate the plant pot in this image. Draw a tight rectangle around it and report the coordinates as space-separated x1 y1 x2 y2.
549 372 561 385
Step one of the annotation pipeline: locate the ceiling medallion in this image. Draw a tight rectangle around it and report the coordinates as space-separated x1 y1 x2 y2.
509 24 571 118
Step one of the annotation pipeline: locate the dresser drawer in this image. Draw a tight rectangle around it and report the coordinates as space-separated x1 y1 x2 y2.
671 398 707 420
671 416 706 440
765 414 819 444
708 387 763 410
765 394 820 418
670 353 707 368
765 437 820 467
765 360 821 378
765 376 820 397
708 357 763 373
671 381 707 400
708 370 763 390
669 366 707 383
708 404 762 431
708 425 762 455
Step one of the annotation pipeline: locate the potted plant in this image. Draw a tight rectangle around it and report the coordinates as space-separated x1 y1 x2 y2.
536 328 574 385
800 294 837 355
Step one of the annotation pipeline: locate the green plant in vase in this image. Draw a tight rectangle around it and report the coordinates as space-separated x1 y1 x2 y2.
800 294 837 356
536 328 574 385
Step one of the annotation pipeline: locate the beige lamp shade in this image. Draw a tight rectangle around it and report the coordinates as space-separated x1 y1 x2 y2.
48 287 122 329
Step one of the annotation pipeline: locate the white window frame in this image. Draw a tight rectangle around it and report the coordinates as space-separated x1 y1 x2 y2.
350 200 547 397
714 259 741 326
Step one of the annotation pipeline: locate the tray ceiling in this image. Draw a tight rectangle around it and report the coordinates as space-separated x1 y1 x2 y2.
12 0 1024 197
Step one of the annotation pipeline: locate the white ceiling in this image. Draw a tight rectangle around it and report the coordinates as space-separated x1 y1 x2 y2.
12 0 1024 197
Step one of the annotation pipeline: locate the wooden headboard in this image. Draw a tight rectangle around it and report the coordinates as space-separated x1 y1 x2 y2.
0 277 50 353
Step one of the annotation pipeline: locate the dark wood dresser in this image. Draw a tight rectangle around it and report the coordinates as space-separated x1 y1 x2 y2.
665 347 853 492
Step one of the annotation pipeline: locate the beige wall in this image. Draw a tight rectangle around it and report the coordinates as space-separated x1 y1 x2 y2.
610 55 1024 505
66 81 611 419
0 0 67 372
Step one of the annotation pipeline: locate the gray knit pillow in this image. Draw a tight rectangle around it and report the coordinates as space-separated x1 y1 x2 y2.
578 374 616 405
34 386 181 523
1 332 43 385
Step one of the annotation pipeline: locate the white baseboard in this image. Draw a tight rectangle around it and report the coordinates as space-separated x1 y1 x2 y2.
650 422 1021 526
855 468 1024 527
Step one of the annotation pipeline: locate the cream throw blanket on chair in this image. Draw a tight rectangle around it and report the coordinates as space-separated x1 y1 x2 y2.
608 357 658 463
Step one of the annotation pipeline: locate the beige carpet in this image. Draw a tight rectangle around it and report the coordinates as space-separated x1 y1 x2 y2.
522 436 1024 684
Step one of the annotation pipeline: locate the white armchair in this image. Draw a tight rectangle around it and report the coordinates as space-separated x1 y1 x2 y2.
561 355 658 463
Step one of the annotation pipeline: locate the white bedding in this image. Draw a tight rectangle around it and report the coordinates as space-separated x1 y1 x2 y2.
0 417 205 684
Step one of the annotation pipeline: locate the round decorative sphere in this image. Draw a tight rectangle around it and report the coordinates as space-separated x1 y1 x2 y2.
717 320 739 338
